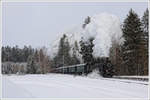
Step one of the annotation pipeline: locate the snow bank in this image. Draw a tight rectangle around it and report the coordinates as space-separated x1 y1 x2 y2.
51 13 123 59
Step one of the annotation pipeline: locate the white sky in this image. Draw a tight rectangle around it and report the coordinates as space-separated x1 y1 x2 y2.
2 2 148 48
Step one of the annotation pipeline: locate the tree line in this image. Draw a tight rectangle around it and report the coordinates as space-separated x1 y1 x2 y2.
2 45 34 62
2 46 51 74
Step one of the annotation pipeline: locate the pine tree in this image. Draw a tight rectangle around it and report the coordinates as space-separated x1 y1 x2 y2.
82 16 91 28
26 55 37 74
34 49 39 62
63 37 72 66
80 16 94 75
2 47 6 62
80 37 94 74
53 34 72 68
122 9 143 75
71 41 80 65
141 8 149 75
23 46 31 62
33 49 41 73
39 48 50 74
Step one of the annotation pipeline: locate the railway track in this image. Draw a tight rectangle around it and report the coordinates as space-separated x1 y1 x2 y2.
113 76 149 81
99 77 148 85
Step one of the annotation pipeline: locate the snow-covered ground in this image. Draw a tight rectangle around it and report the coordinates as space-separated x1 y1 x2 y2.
2 74 148 98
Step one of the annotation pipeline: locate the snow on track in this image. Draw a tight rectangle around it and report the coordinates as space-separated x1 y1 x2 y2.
2 74 148 98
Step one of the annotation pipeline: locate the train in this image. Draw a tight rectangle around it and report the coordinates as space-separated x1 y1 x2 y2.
52 57 114 78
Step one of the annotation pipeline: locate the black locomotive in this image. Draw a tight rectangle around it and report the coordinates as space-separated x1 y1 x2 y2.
93 57 114 77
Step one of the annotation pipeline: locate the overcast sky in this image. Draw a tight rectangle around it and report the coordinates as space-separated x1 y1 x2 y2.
2 2 148 48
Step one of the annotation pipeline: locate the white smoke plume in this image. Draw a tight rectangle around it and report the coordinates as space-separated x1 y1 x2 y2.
50 13 123 59
82 13 123 57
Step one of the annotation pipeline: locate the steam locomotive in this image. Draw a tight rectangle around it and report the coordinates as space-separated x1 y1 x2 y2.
96 57 114 77
52 57 114 78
